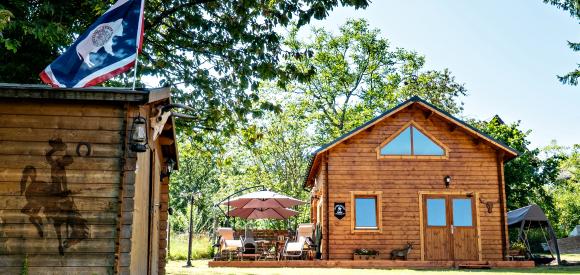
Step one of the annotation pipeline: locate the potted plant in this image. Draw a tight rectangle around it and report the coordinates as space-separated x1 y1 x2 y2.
509 241 526 256
353 248 379 260
314 223 322 259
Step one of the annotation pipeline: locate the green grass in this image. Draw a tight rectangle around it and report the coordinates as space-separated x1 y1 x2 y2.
167 233 213 261
166 257 580 275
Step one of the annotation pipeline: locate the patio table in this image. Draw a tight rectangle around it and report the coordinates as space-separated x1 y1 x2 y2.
255 240 277 261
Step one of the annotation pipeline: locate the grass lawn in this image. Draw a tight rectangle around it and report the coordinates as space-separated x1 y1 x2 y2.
167 233 213 261
166 260 580 275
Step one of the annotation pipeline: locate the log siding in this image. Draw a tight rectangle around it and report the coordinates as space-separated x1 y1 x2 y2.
311 104 513 262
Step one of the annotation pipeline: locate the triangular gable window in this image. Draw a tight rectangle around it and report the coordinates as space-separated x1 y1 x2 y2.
379 124 445 157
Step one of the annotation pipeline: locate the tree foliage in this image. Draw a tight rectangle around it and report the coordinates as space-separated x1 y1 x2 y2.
469 117 563 229
544 0 580 85
544 143 580 236
0 1 111 83
276 19 466 142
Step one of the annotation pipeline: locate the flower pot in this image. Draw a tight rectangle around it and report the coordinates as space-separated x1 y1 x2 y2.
508 249 523 256
354 254 379 260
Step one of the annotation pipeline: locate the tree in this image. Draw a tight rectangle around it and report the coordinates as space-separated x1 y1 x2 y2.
168 135 223 232
469 117 561 219
0 1 110 83
277 19 466 142
0 0 370 136
544 143 580 236
544 0 580 85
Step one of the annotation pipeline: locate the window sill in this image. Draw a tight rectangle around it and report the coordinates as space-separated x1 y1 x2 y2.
352 227 381 233
377 155 448 160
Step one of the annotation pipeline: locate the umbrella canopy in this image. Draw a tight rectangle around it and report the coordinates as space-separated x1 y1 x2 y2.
227 207 298 220
222 190 305 209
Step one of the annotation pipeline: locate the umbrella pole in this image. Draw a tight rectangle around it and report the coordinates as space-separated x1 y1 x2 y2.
226 197 230 227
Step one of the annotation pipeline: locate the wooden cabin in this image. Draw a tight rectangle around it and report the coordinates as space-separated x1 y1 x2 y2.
304 96 519 263
0 84 177 275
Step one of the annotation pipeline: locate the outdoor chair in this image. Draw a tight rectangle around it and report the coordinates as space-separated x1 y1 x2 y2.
216 227 243 260
281 223 314 260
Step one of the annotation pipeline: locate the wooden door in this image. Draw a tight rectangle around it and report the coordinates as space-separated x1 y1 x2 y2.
449 196 479 260
423 195 452 260
148 149 161 274
423 194 479 261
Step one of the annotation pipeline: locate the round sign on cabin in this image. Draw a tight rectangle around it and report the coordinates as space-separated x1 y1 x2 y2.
334 202 346 219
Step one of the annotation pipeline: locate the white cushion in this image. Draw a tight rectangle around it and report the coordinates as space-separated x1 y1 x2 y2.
223 239 243 250
286 242 304 252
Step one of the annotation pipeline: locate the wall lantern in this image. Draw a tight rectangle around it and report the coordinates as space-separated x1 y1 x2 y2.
161 158 176 181
444 175 451 188
166 158 176 176
130 116 148 152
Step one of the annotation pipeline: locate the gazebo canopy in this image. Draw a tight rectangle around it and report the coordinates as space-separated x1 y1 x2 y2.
507 204 550 227
507 204 561 265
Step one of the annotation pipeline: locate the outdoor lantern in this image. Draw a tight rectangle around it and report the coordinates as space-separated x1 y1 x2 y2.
444 175 451 188
130 116 148 152
160 158 175 181
166 158 175 175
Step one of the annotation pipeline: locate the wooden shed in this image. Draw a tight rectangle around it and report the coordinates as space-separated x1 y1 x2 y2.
304 96 520 264
0 84 177 274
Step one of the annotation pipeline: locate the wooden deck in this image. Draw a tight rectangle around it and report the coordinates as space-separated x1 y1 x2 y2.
209 260 535 269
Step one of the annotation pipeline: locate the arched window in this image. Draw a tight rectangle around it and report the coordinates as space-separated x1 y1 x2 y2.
377 121 448 159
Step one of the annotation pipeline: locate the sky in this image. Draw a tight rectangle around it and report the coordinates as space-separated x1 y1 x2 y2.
304 0 580 149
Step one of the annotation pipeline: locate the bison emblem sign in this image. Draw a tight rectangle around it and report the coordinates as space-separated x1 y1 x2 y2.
76 19 124 67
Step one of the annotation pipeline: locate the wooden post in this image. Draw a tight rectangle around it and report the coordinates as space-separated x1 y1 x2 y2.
324 152 330 260
186 193 195 267
497 152 509 260
167 220 171 258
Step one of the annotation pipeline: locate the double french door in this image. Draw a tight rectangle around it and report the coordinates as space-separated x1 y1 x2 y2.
422 194 479 261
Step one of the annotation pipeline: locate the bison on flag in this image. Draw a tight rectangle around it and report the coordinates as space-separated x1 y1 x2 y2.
76 19 124 68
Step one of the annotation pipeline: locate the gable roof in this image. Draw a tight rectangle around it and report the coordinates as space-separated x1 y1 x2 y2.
303 96 519 188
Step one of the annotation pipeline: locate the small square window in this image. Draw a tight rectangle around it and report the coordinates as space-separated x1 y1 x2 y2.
351 192 382 232
355 197 377 228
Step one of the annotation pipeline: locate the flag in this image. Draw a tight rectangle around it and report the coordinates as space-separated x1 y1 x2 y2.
40 0 145 88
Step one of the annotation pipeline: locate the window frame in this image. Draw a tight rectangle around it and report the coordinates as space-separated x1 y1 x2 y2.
350 191 382 233
376 120 450 160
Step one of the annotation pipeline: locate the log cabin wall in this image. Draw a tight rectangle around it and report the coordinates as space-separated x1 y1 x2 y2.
0 85 176 275
322 106 507 261
0 99 127 274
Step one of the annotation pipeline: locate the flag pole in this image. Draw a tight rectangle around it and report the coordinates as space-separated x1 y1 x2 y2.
132 0 145 90
132 52 139 90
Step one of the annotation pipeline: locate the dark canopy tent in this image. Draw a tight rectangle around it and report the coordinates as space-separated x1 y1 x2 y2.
507 204 561 265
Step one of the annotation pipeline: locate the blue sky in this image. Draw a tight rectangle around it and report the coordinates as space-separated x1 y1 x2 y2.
306 0 580 149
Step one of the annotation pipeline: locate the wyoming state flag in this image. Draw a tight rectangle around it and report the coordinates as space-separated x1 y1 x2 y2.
40 0 145 88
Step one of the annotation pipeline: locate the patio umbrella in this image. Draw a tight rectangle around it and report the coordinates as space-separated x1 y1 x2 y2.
222 190 305 209
226 207 298 220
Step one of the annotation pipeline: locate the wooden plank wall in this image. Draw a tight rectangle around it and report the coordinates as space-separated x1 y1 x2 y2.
158 172 169 275
0 100 125 274
324 107 504 261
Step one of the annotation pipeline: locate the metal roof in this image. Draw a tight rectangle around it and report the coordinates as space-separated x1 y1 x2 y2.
0 83 169 103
